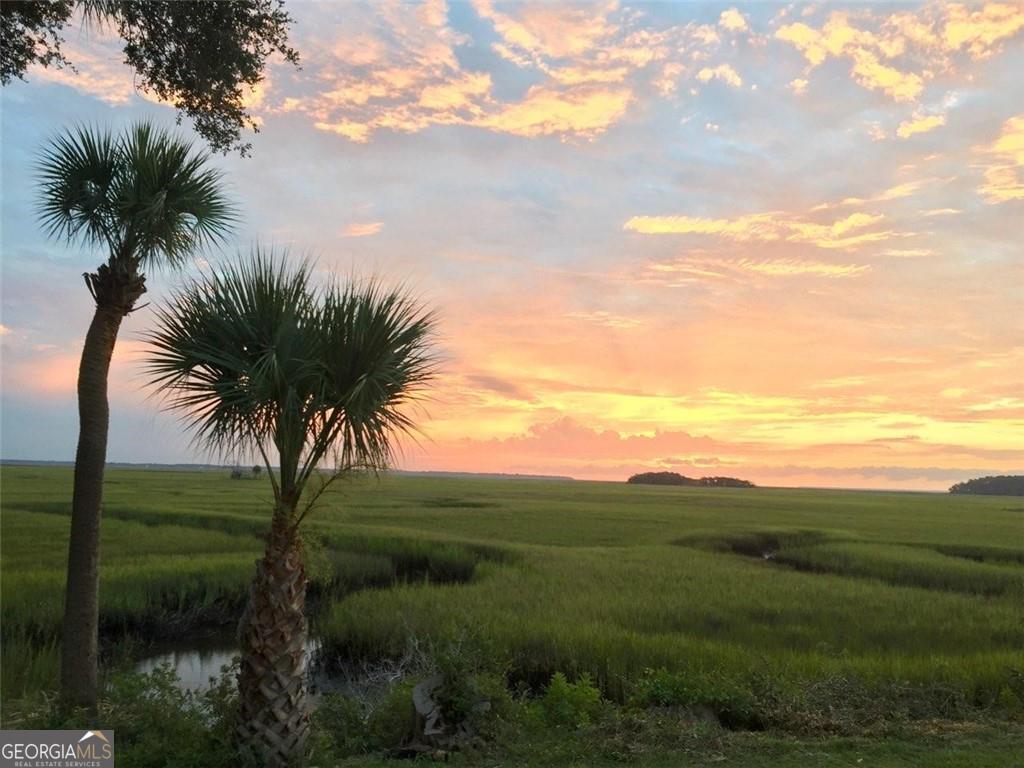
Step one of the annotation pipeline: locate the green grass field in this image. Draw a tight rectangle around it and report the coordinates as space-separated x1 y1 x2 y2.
1 464 1022 765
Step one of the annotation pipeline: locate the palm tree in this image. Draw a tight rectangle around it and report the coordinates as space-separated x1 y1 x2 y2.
144 254 435 767
37 122 234 709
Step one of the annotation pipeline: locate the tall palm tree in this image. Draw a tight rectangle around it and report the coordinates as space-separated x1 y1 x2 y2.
144 254 436 767
37 122 234 709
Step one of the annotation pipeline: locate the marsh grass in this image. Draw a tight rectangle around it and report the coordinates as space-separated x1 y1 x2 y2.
2 466 1023 726
676 529 1024 596
0 468 504 702
772 541 1024 596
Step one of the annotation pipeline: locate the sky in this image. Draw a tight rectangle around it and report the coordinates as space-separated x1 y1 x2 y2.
1 1 1022 490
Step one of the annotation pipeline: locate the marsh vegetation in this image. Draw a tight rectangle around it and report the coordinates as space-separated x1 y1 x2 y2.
2 465 1022 765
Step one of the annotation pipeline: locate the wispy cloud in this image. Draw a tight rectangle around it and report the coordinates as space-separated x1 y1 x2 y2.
776 16 923 101
342 221 383 237
882 248 935 258
833 179 933 207
646 256 870 281
777 4 1024 102
735 258 870 278
943 3 1024 58
565 310 642 329
697 64 743 88
624 210 893 249
478 85 632 140
897 112 946 138
977 114 1024 203
276 0 730 144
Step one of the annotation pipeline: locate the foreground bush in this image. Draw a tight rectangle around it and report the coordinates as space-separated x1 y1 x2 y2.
537 672 604 728
631 668 758 729
2 665 238 768
312 632 515 760
4 660 1022 767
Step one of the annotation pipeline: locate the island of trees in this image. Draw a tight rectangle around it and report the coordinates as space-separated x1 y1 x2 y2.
948 475 1024 496
627 472 755 488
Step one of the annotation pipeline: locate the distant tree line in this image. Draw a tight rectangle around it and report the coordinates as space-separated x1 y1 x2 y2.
949 475 1024 496
230 465 263 480
627 471 755 488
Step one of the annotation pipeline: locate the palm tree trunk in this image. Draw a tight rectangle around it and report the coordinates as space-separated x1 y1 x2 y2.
60 264 145 710
236 511 311 766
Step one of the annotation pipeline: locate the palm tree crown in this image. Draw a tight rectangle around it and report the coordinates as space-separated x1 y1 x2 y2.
37 122 234 268
145 252 436 511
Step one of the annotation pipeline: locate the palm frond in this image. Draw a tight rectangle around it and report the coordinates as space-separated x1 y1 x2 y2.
303 280 437 481
145 249 314 458
144 250 436 513
36 125 120 249
36 121 236 269
114 122 236 268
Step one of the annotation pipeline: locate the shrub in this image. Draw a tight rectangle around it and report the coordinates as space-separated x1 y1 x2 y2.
367 680 418 749
312 692 373 758
2 664 238 768
631 668 759 729
540 672 603 728
427 630 510 732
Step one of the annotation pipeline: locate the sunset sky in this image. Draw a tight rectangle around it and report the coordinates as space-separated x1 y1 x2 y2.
2 1 1022 489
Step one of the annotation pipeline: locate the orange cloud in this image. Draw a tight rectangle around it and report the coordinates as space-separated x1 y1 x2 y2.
478 85 631 140
776 5 1024 103
733 258 870 278
977 115 1024 203
624 210 893 249
28 29 183 110
314 120 372 143
833 179 933 207
565 311 642 329
342 222 383 237
549 65 630 86
719 8 749 33
847 48 923 101
418 72 492 112
280 1 496 142
777 15 924 101
882 248 936 258
696 64 743 88
775 22 832 67
290 0 718 143
943 3 1024 58
646 256 870 281
896 112 946 139
473 0 616 61
227 0 748 146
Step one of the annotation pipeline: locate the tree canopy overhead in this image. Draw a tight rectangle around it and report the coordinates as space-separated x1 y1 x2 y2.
2 0 299 155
